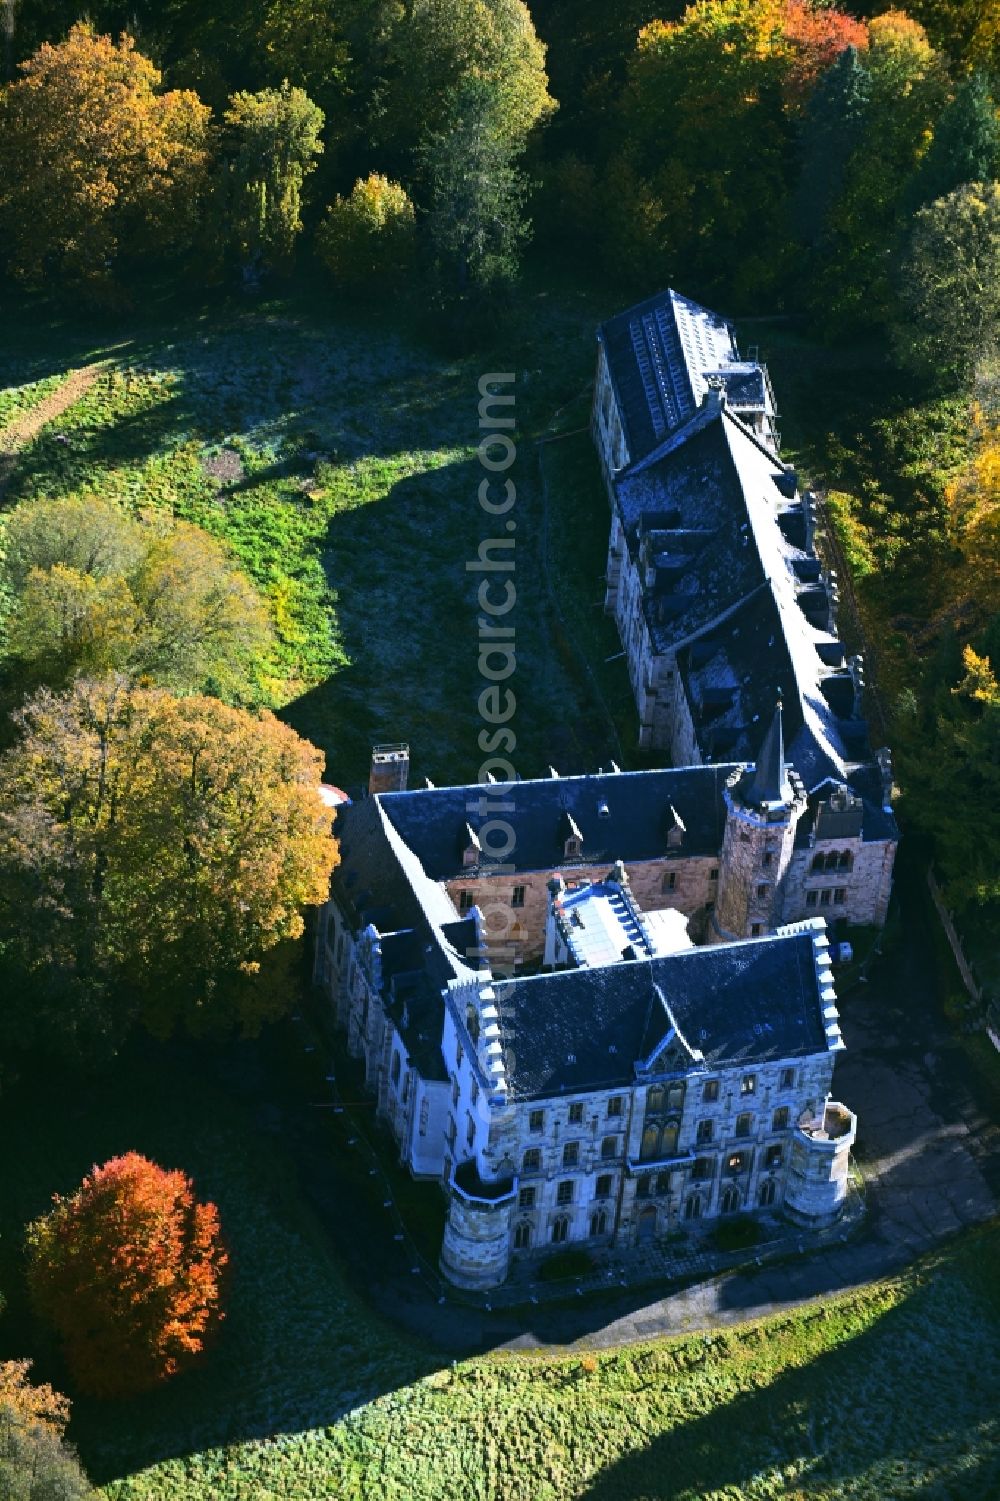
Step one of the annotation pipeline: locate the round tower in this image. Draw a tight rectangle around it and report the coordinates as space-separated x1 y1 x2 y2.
783 1100 857 1227
439 1162 516 1289
712 700 807 942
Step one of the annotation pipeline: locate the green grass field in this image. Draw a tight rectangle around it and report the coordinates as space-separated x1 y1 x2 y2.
0 1038 997 1501
0 283 628 789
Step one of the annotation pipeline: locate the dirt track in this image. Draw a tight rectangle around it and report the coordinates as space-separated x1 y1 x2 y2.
0 363 101 502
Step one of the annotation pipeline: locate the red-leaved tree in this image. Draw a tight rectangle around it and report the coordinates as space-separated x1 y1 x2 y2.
26 1154 227 1398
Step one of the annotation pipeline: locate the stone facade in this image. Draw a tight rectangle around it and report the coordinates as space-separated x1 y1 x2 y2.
591 287 898 933
317 811 855 1290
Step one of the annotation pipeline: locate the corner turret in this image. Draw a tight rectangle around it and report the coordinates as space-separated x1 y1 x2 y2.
711 699 807 941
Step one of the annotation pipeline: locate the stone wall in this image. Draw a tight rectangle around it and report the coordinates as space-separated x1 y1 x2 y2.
784 1102 856 1227
784 838 896 930
444 855 719 965
591 346 628 500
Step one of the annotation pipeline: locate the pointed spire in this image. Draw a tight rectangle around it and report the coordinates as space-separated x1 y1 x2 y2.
746 696 793 808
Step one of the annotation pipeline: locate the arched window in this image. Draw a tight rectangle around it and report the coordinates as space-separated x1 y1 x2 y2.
684 1194 702 1221
551 1216 570 1244
666 1083 685 1112
655 1172 671 1196
660 1122 679 1157
838 850 853 871
466 1006 480 1045
759 1178 777 1207
590 1209 608 1237
720 1185 740 1215
826 850 841 871
514 1221 531 1250
640 1124 660 1161
646 1085 665 1114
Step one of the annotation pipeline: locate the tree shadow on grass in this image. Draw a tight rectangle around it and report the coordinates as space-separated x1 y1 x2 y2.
281 444 627 792
0 1032 442 1486
578 1245 1000 1501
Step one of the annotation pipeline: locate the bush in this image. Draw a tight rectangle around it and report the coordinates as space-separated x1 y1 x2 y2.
26 1153 227 1398
316 174 416 293
538 1248 595 1282
710 1215 762 1253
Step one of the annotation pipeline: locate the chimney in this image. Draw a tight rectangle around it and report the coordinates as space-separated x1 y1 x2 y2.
369 743 409 795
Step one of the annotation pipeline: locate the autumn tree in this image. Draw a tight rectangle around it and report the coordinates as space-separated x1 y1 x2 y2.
375 0 554 170
316 174 416 293
0 677 338 1052
620 0 865 299
803 11 946 329
903 646 1000 906
904 0 1000 74
26 1154 227 1399
0 1360 93 1500
2 495 274 699
0 24 211 293
895 181 1000 383
222 82 324 275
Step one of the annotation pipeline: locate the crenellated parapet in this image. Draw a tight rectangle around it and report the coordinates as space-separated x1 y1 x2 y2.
783 1100 857 1227
439 1160 517 1290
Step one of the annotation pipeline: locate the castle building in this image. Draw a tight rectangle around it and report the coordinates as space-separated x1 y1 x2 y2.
311 290 881 1289
317 785 857 1290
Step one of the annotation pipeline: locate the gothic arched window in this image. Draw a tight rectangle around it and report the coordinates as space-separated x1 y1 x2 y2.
590 1209 608 1237
684 1194 702 1221
514 1222 531 1250
551 1216 570 1244
640 1124 660 1161
759 1178 777 1207
720 1185 740 1215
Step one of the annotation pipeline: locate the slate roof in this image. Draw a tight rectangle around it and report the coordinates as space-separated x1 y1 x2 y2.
613 406 811 656
598 288 781 466
492 931 826 1099
376 765 735 880
598 289 741 461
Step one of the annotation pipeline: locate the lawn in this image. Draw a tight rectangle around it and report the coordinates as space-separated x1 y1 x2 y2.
0 1035 997 1501
0 281 630 789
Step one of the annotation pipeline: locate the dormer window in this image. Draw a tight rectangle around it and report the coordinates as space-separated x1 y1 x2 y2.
560 811 583 860
461 822 481 868
665 804 686 850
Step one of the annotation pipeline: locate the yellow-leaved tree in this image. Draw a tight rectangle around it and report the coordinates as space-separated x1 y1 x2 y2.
0 676 338 1051
0 24 211 293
